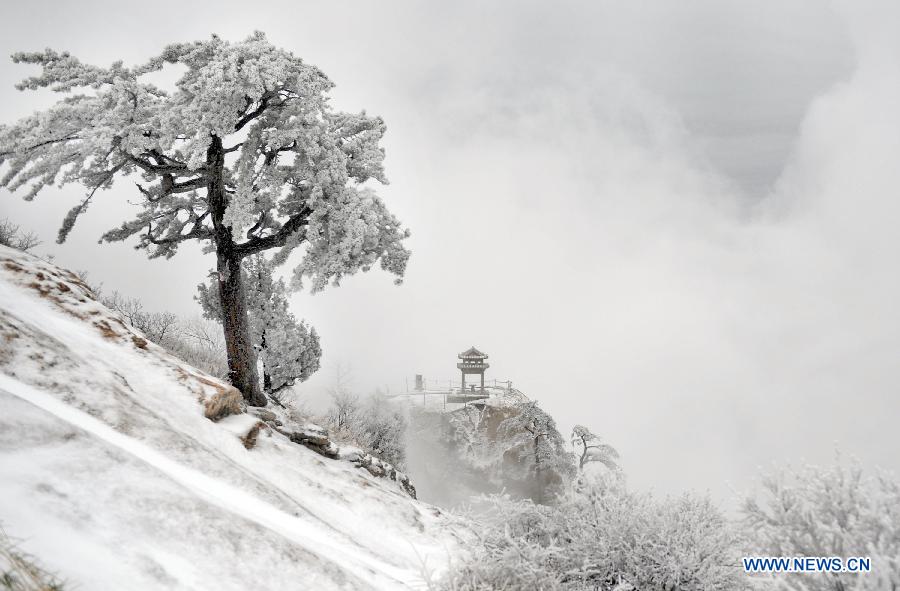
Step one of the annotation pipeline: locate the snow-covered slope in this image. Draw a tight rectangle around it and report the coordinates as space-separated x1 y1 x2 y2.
0 245 466 590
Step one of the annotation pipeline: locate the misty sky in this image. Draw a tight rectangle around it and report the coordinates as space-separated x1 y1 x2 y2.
1 0 898 505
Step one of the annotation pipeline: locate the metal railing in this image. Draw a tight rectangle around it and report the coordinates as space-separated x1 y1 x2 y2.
404 377 513 393
391 377 521 412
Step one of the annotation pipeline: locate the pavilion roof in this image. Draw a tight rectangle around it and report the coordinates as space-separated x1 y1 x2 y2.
458 346 488 359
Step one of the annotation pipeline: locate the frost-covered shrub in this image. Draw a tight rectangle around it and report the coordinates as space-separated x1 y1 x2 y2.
86 280 229 378
443 485 750 591
97 290 180 346
322 377 407 470
163 316 230 379
354 396 408 470
0 219 40 253
743 457 900 590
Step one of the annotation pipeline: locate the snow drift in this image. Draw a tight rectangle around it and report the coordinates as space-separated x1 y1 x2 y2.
0 245 466 590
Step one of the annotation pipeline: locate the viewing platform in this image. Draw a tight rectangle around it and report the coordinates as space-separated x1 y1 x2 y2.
392 346 526 412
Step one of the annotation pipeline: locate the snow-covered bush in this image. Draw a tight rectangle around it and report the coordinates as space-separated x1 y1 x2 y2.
354 396 408 470
0 219 40 253
443 485 750 591
97 290 180 346
164 316 230 379
743 457 900 590
322 372 408 469
86 280 229 378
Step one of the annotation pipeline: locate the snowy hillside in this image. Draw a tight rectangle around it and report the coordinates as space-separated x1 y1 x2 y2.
0 245 467 590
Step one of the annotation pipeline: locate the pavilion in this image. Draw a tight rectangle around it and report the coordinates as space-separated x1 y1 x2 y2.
457 346 489 393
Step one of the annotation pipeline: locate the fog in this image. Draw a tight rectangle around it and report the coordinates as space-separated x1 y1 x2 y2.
2 0 898 504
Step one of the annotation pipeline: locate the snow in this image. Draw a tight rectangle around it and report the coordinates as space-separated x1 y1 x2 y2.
0 246 468 590
0 373 416 587
479 388 530 408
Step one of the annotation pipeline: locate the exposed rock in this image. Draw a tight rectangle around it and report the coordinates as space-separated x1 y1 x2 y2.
270 420 417 498
274 423 340 459
405 395 570 505
341 448 417 498
247 407 277 423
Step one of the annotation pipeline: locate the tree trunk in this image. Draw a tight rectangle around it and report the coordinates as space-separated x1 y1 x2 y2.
534 434 544 504
260 328 272 394
262 361 273 394
216 248 266 406
207 134 266 406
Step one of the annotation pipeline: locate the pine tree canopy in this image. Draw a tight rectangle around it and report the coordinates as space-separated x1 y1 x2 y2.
0 32 411 292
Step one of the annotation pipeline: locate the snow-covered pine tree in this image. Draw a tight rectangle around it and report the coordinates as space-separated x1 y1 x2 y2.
198 254 321 401
497 401 575 503
571 424 619 472
0 33 410 406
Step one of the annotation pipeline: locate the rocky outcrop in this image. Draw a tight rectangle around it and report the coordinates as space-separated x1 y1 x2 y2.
276 423 342 460
340 448 417 499
248 406 417 499
406 394 571 505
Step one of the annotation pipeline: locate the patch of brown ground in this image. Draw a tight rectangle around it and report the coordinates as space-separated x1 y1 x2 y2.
94 320 119 340
204 386 243 422
240 421 268 449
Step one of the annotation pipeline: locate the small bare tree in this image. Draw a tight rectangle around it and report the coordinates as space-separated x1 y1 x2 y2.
325 364 359 432
98 290 179 345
